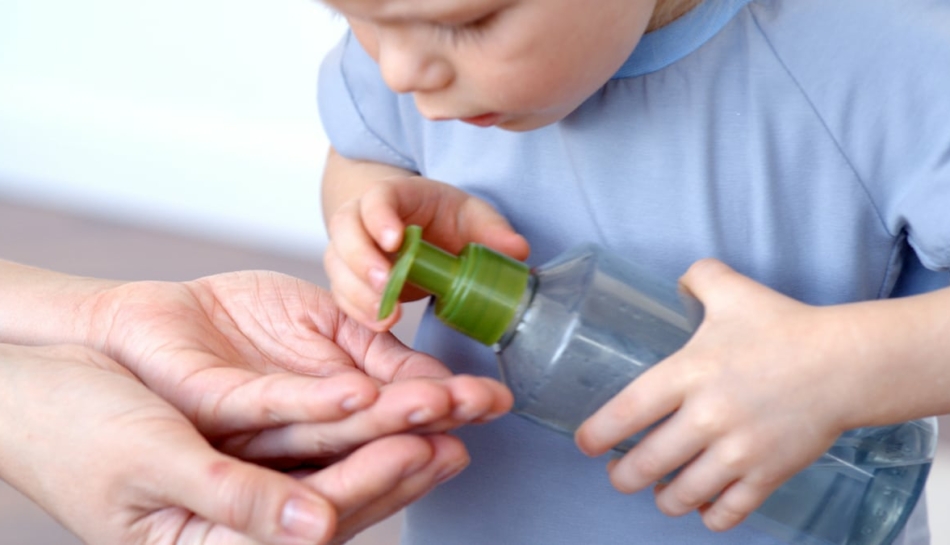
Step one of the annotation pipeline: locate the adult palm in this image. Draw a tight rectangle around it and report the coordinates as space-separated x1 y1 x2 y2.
83 270 510 462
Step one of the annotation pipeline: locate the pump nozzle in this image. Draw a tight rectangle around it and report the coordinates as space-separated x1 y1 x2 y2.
378 225 531 346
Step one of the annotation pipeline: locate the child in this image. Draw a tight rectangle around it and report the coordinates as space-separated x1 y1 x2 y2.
317 0 950 543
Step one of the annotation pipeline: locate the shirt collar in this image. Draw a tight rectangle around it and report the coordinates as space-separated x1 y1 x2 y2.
612 0 755 79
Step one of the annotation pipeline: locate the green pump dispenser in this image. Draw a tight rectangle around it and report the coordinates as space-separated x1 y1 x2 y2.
378 225 531 346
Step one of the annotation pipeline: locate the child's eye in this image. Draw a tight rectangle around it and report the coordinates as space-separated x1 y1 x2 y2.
438 11 497 42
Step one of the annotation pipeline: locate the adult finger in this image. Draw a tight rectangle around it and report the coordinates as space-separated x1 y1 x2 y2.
162 439 338 545
203 372 379 435
336 319 452 381
218 379 455 461
304 434 469 543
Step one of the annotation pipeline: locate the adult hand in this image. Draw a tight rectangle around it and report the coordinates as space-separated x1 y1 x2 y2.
0 343 470 545
80 270 512 462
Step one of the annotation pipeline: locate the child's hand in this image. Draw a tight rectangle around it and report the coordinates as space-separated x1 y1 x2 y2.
324 174 530 330
575 259 861 533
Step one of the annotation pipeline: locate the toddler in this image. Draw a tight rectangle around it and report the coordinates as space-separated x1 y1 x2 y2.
318 0 950 543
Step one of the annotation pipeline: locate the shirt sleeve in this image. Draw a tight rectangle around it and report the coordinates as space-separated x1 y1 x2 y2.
758 0 950 271
864 11 950 272
318 31 420 172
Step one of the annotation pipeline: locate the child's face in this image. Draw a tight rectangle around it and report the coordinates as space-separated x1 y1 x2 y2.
325 0 660 131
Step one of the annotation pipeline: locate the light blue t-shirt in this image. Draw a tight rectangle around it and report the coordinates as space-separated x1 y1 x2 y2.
318 0 950 543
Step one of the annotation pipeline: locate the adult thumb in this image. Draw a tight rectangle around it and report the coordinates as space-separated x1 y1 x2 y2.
164 442 337 545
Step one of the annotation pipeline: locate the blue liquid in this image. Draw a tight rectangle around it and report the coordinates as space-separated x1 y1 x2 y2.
495 244 936 545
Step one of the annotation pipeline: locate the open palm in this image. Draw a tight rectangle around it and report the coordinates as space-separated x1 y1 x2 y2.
84 270 510 463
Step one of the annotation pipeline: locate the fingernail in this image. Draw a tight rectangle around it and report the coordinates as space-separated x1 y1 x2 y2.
368 267 389 292
436 461 469 484
407 408 434 425
281 498 330 541
481 410 507 422
341 394 370 412
401 454 430 478
380 228 400 251
452 403 478 421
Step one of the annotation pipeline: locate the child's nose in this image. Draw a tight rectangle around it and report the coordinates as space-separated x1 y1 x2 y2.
377 36 453 94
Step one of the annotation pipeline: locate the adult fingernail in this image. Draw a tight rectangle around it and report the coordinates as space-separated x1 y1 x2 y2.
341 393 370 412
452 403 479 421
401 454 431 478
436 460 469 484
281 498 330 541
482 410 507 422
407 408 434 425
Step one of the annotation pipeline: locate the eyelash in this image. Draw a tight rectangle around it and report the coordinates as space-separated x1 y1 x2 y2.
439 12 496 43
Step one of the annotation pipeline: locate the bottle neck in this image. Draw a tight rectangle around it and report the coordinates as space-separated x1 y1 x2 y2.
380 225 532 346
493 273 538 352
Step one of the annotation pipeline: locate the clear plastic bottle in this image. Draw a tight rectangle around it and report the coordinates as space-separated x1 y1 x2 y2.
379 225 937 545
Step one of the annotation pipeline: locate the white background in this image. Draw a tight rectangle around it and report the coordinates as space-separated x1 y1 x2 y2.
0 0 347 258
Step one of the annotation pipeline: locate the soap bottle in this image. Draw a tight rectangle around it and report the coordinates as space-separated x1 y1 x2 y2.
378 225 936 545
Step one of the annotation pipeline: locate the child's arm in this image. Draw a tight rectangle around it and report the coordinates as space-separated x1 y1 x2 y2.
576 258 950 533
321 147 530 329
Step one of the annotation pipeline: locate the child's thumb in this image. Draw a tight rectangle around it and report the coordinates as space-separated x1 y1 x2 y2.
678 257 781 318
677 258 739 304
166 444 337 545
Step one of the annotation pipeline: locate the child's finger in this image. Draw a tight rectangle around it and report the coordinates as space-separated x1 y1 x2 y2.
605 409 710 496
678 258 779 313
324 248 399 330
677 258 736 304
652 445 744 518
359 183 409 253
443 375 513 422
457 198 531 261
575 363 685 456
699 478 770 532
326 202 393 292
